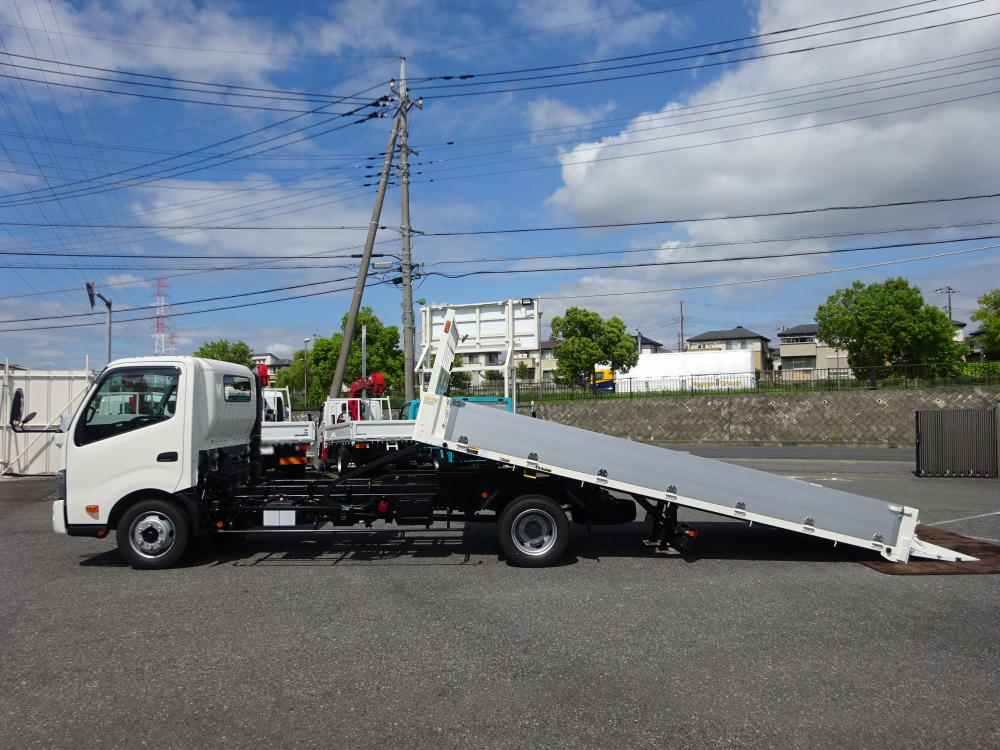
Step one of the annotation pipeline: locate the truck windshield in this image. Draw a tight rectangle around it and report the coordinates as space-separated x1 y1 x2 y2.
75 367 180 446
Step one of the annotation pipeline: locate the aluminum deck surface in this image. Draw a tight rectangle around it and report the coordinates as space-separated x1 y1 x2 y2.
442 400 904 543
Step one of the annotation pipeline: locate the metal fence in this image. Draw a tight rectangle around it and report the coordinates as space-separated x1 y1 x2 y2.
450 361 1000 403
2 364 95 475
916 407 999 478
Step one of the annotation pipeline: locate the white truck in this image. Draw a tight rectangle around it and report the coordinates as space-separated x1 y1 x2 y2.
615 350 757 393
12 312 975 571
260 387 315 477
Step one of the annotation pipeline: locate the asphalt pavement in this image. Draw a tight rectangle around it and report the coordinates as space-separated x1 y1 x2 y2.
0 446 997 750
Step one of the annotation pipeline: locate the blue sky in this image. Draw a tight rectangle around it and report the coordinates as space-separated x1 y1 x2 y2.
1 0 998 369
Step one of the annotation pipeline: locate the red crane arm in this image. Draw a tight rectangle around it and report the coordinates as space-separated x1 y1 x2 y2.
348 372 386 398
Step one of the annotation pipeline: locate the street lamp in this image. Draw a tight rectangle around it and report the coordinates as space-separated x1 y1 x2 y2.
85 282 112 366
303 338 311 409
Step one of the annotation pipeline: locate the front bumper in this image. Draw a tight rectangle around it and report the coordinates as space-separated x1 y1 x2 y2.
52 499 67 534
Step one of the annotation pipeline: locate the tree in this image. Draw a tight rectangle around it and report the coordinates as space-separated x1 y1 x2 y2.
815 278 967 373
549 307 639 385
274 349 318 410
449 354 471 391
192 339 254 368
309 307 405 396
971 288 1000 358
516 361 532 380
484 369 504 382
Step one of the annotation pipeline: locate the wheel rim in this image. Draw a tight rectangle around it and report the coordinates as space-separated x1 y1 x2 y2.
128 512 176 559
511 508 558 557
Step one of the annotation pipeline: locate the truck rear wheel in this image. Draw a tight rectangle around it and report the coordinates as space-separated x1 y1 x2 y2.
336 446 351 475
498 495 569 567
117 500 190 570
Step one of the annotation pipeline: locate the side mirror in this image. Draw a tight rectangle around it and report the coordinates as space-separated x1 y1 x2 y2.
10 388 22 424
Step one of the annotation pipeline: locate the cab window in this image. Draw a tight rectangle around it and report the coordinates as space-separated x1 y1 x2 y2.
76 368 180 446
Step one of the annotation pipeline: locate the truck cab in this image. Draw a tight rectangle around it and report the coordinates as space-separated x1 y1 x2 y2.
51 356 258 566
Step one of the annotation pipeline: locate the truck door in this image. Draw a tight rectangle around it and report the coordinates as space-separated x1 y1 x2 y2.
65 366 186 526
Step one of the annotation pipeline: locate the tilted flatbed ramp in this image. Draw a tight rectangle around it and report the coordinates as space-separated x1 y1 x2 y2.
413 310 975 564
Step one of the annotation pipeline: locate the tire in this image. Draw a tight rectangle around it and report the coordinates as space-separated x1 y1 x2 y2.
116 499 190 570
498 495 569 568
336 446 351 475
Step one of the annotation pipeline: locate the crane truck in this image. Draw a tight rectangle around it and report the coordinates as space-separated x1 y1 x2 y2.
12 310 976 571
318 372 394 473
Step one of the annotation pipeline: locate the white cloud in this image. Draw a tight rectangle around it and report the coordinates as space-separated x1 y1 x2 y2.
0 0 303 85
541 0 1000 325
525 96 616 140
515 0 688 55
265 342 295 358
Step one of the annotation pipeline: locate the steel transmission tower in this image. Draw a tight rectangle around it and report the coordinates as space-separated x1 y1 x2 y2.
151 278 172 356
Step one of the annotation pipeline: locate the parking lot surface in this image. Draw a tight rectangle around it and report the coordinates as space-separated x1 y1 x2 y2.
1 446 997 750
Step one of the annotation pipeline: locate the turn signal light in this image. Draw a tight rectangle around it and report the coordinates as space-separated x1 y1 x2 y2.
481 491 488 499
217 521 224 529
85 505 99 514
686 530 698 539
97 529 106 537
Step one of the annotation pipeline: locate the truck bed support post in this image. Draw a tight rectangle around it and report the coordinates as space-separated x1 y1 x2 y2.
329 114 401 398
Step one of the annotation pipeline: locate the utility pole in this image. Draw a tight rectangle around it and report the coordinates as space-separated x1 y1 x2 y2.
679 300 685 352
329 112 401 398
303 338 311 409
86 282 112 366
398 57 422 401
636 328 642 355
936 285 955 321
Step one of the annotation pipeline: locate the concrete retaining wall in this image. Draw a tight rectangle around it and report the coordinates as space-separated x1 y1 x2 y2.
533 387 1000 447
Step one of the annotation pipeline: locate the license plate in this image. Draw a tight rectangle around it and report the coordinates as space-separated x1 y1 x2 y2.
259 446 274 455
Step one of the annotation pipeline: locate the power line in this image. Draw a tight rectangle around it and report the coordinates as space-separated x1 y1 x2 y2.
0 70 360 113
423 220 1000 266
420 5 1000 98
0 274 358 323
416 0 960 81
0 78 390 205
536 242 1000 300
0 238 397 300
416 44 1000 149
407 0 708 59
410 86 1000 184
414 61 1000 168
0 279 372 333
0 21 396 59
422 190 1000 236
0 50 376 101
0 221 372 230
423 234 1000 279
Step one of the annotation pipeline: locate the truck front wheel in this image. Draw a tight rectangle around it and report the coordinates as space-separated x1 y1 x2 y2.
117 500 190 569
498 495 569 567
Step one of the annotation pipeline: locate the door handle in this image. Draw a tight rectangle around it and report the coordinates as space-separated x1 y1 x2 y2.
157 452 178 462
